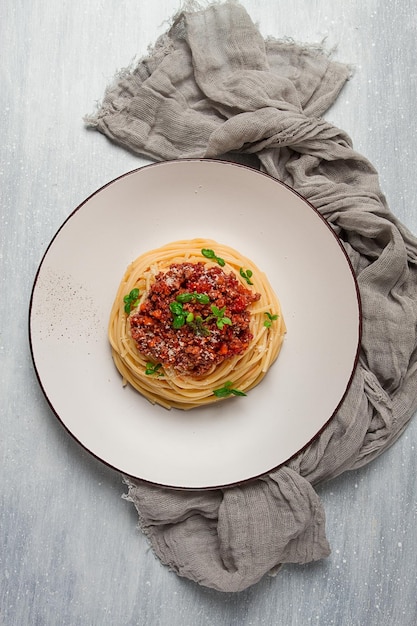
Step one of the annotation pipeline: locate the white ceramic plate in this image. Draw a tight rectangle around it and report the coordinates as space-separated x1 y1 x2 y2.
29 160 361 489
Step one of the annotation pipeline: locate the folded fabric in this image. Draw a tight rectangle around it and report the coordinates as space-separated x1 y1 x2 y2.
86 1 417 592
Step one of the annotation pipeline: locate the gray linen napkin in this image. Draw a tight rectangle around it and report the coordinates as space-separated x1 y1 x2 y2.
86 1 417 592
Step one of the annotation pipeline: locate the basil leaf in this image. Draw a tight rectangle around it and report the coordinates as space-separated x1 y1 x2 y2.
172 315 185 329
170 301 184 315
195 293 210 304
176 293 193 303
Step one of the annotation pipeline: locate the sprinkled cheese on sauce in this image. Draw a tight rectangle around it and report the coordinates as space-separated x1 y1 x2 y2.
129 262 260 377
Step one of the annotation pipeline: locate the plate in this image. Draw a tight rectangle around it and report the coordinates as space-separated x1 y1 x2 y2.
29 159 361 489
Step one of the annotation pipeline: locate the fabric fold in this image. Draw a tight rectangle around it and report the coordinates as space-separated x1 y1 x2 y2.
87 1 417 592
125 467 329 593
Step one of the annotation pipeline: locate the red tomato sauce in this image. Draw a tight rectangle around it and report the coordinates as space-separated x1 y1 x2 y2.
129 262 260 377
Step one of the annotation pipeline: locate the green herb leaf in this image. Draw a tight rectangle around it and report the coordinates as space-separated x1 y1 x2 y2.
239 267 254 285
171 293 213 332
195 293 210 304
213 381 247 398
187 316 210 337
264 311 279 328
145 362 164 376
170 301 184 316
170 299 186 328
217 316 232 330
201 248 225 267
176 291 210 305
170 293 231 334
173 314 185 329
201 248 215 259
207 304 232 330
176 292 194 303
123 288 140 314
211 305 223 317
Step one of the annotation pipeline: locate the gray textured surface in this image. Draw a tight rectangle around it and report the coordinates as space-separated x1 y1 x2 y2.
1 1 417 624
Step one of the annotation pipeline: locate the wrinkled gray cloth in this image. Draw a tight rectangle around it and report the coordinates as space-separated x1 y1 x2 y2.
86 1 417 592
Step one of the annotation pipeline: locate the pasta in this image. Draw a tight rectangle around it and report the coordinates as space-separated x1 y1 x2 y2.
108 239 286 410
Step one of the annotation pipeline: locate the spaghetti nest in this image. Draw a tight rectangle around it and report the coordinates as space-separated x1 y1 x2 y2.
108 239 286 410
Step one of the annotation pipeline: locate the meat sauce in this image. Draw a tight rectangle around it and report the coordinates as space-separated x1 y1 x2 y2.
129 262 260 377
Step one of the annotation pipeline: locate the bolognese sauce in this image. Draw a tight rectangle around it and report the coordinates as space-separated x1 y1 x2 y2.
129 262 260 377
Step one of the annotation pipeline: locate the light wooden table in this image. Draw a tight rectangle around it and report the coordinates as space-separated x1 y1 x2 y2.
2 1 416 624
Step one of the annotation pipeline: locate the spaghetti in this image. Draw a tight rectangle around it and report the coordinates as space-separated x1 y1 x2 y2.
108 239 286 409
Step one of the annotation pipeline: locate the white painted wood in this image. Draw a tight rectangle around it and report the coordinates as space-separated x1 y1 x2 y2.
1 1 416 624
